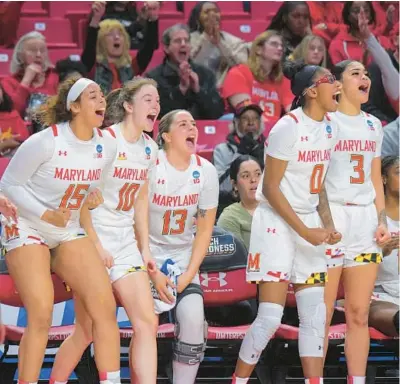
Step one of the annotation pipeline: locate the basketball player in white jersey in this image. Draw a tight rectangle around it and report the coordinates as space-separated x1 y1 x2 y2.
323 60 391 384
148 109 219 384
0 77 122 384
232 62 342 384
50 78 173 384
369 156 399 337
0 194 17 345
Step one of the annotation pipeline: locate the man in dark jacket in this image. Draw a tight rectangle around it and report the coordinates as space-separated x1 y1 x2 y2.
146 23 224 119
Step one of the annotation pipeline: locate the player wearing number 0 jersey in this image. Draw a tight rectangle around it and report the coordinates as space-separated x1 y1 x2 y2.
90 125 157 282
323 61 391 384
149 110 218 384
0 78 122 384
233 62 342 384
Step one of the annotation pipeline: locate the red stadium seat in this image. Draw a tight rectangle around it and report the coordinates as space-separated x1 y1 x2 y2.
145 49 165 72
0 49 12 78
251 2 284 21
197 149 213 162
196 120 230 149
21 1 48 17
48 48 81 64
17 17 76 48
223 19 267 42
48 1 91 18
136 1 183 19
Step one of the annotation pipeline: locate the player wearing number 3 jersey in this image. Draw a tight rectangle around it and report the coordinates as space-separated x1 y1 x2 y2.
233 62 342 384
52 78 163 384
148 110 219 384
323 61 391 384
0 77 122 384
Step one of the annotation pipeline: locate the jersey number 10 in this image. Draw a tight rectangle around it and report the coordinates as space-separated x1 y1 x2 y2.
117 182 140 211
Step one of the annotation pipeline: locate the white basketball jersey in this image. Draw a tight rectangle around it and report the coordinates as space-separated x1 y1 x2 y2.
325 111 383 205
376 217 399 287
91 124 158 228
16 123 116 228
148 150 219 252
256 107 338 214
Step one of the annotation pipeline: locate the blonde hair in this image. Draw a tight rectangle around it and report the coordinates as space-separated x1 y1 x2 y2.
105 77 158 125
11 31 52 74
97 20 131 68
248 30 283 83
289 35 327 68
156 109 187 148
35 75 81 126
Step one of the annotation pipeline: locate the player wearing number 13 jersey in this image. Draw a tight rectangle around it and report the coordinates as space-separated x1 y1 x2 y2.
148 110 218 384
0 78 123 384
323 61 391 384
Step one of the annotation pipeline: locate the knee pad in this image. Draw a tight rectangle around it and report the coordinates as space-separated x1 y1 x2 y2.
295 287 326 358
394 311 399 334
173 319 207 365
238 302 283 365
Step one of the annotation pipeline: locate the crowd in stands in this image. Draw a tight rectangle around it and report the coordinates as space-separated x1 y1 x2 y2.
0 0 398 223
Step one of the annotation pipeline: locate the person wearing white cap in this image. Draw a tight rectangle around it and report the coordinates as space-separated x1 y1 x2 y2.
149 109 219 384
0 76 122 384
50 77 174 384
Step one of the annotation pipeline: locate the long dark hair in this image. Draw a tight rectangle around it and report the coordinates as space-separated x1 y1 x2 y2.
342 1 376 34
187 1 220 33
0 84 14 113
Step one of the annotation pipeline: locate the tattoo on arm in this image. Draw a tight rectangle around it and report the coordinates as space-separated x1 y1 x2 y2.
198 208 207 218
378 209 388 227
317 185 335 229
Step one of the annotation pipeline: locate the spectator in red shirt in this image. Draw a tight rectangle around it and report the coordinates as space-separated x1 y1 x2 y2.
222 30 294 136
287 34 327 67
266 2 312 60
0 84 30 157
0 31 59 118
329 1 392 65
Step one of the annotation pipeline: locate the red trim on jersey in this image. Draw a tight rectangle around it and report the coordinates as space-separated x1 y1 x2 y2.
325 113 331 121
195 154 202 166
96 128 103 137
143 132 151 141
106 127 116 138
156 158 160 165
51 125 58 137
286 112 299 123
363 112 370 117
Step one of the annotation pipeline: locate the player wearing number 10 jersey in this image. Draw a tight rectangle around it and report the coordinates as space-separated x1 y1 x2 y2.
323 61 391 384
149 110 218 384
0 78 122 384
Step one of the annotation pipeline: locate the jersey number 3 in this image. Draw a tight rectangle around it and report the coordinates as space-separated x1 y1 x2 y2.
350 154 365 184
162 209 188 235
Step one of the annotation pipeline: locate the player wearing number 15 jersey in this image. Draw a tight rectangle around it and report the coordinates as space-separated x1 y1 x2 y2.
323 61 391 384
149 110 218 384
0 78 122 384
233 62 342 384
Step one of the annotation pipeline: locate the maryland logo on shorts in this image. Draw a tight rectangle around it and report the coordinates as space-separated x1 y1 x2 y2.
353 253 382 264
305 272 327 284
247 252 260 273
4 224 20 242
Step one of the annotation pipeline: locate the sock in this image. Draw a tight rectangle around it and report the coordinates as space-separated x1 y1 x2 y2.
232 373 250 383
99 371 121 384
49 379 68 384
305 378 323 384
17 381 38 384
347 376 366 384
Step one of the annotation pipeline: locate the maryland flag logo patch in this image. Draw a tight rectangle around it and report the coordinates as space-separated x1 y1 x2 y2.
353 253 382 264
305 272 328 284
127 265 147 273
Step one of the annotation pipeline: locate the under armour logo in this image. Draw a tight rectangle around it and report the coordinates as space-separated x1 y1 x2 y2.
301 136 308 142
266 228 276 234
200 272 227 287
58 150 67 156
157 179 165 185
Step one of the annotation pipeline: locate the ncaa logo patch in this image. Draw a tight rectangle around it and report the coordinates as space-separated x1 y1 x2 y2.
366 120 375 131
326 125 332 139
145 146 151 159
94 144 103 158
193 170 200 184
